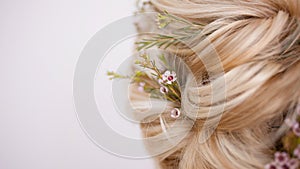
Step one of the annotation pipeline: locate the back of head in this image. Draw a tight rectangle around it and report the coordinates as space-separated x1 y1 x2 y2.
131 0 300 168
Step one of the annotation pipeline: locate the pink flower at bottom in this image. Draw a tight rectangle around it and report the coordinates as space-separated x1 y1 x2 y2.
287 158 299 169
274 152 289 166
170 108 180 119
265 162 279 169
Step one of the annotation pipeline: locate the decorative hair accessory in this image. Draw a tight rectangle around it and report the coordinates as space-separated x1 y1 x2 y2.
107 11 204 120
107 53 182 119
265 105 300 169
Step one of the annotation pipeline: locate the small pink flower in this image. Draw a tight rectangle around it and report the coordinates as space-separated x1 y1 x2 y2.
159 86 168 94
170 108 181 118
137 82 146 92
275 152 289 166
265 162 279 169
285 118 296 128
162 70 177 84
287 158 299 169
292 123 300 137
293 145 300 159
158 79 164 84
138 86 144 92
139 82 145 87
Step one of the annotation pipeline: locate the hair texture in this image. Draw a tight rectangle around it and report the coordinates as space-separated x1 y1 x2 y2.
130 0 300 168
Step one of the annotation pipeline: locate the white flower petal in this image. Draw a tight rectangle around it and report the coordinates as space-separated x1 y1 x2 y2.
158 79 164 84
164 71 171 76
139 82 146 86
138 86 144 92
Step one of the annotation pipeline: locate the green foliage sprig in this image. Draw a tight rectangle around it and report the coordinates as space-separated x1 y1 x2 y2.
107 54 181 103
136 11 204 51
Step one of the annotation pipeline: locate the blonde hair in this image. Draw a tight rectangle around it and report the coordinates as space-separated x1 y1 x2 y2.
131 0 300 168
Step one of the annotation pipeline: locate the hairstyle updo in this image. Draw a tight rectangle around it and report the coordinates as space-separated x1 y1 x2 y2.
131 0 300 168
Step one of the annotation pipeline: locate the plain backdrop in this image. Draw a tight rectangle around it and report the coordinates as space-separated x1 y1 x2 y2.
0 0 155 168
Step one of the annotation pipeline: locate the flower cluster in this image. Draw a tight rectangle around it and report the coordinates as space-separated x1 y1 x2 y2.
265 152 299 169
158 70 177 84
108 11 187 118
265 105 300 169
157 70 181 118
107 54 182 119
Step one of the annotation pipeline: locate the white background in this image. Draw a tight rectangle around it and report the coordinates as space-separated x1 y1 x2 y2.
0 0 155 168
